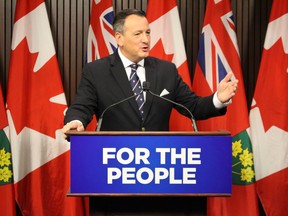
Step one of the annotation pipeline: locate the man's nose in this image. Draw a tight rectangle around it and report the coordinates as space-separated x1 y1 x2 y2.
142 33 150 43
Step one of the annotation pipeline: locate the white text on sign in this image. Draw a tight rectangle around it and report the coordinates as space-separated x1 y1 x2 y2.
102 147 201 184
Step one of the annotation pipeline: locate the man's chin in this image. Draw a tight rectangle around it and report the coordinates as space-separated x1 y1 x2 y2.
141 52 149 58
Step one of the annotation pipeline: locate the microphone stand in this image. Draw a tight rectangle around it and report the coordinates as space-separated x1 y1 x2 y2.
96 91 143 131
142 81 198 132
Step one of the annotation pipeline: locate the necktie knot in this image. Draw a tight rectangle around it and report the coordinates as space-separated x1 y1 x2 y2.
130 64 139 78
130 63 138 70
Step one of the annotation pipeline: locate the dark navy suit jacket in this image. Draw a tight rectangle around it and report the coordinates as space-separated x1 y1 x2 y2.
64 51 226 131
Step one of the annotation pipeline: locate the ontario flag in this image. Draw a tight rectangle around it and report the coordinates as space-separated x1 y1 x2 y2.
146 0 194 131
6 0 88 215
86 0 116 131
248 0 288 215
192 0 258 215
0 84 16 216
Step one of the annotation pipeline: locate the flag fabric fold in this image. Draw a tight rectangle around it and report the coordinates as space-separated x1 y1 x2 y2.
146 0 194 131
192 0 259 215
85 0 116 131
6 1 88 215
249 0 288 215
0 84 16 216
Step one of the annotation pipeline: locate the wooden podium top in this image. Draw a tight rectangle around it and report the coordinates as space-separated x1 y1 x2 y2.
66 130 230 137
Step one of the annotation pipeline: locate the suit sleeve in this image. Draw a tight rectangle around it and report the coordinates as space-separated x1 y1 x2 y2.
172 65 226 120
64 64 97 128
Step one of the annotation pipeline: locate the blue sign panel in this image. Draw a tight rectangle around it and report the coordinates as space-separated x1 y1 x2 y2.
70 134 232 195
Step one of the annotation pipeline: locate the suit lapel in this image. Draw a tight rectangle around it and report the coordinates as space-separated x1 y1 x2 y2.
110 52 142 118
143 57 157 120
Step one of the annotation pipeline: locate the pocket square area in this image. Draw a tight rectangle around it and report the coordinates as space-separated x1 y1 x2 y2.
160 89 170 97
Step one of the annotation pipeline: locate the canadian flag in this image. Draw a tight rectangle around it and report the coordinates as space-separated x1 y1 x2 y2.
146 0 194 131
6 1 88 215
249 0 288 215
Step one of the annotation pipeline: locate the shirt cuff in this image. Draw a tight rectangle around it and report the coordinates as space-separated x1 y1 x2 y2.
213 92 232 109
70 120 84 126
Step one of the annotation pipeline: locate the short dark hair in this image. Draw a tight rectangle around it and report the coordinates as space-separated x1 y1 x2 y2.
113 9 146 34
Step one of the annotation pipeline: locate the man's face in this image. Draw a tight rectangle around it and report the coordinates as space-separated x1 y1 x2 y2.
115 14 150 63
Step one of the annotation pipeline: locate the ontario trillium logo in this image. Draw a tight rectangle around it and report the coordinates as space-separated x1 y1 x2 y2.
0 147 13 184
232 131 255 185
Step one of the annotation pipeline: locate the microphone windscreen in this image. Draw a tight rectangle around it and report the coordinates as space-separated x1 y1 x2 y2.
143 81 150 91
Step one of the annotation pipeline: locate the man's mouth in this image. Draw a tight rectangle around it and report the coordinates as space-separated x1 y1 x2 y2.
142 46 149 52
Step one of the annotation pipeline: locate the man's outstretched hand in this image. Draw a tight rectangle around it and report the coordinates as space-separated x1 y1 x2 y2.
217 71 239 103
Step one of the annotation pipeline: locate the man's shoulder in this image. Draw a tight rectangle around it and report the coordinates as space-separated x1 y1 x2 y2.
85 52 117 67
145 56 176 71
146 56 174 66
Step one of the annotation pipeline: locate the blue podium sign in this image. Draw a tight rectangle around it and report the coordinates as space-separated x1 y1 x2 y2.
69 131 232 196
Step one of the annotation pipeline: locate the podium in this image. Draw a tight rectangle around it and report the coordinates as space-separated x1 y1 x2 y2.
67 131 232 215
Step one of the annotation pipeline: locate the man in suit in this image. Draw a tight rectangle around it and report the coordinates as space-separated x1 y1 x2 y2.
62 9 238 136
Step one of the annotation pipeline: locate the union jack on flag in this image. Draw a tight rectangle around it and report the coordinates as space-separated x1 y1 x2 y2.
87 0 117 62
197 10 238 92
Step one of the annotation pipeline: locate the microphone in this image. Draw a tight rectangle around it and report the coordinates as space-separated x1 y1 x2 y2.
96 91 143 131
142 81 198 132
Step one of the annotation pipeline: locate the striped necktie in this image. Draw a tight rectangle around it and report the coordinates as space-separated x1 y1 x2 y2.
130 64 144 117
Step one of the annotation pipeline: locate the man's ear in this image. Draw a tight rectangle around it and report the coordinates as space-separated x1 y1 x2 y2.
115 32 123 46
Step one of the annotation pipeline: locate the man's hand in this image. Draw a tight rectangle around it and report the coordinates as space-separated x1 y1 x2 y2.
217 71 239 103
61 121 85 139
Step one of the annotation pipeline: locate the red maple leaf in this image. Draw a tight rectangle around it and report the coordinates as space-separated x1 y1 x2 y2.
7 38 67 138
149 39 174 62
253 39 288 132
